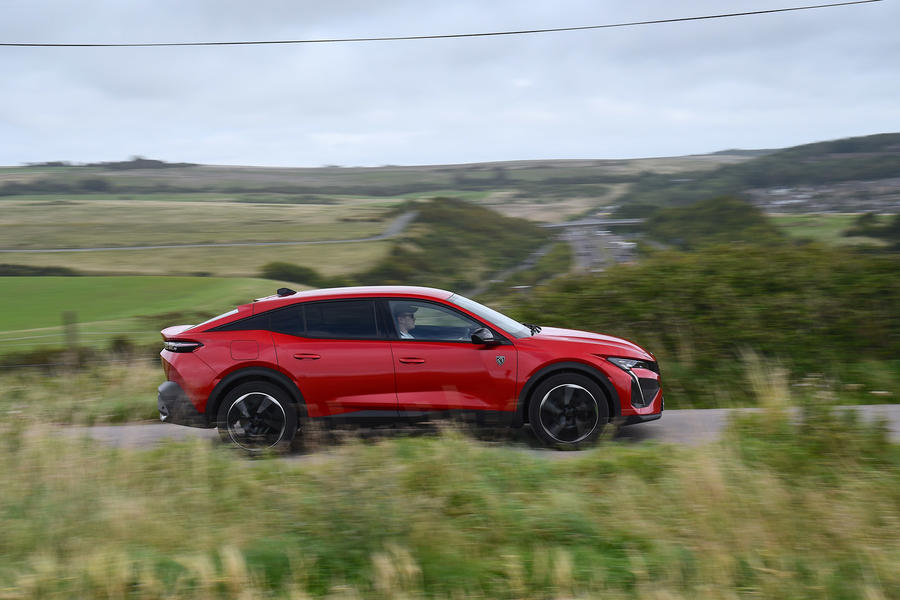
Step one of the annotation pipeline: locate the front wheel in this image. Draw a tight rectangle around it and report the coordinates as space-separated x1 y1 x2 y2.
528 373 609 449
216 381 298 453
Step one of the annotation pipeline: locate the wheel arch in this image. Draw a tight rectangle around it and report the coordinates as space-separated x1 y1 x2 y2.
206 366 305 425
517 361 620 424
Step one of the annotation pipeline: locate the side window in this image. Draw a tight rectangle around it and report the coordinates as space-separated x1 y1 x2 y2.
304 300 379 339
213 312 270 332
269 306 304 337
389 300 480 342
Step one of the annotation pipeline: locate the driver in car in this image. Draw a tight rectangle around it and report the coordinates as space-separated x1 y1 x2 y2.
394 304 418 339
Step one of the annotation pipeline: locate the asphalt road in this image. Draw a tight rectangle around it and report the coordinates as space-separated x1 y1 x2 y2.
66 405 900 454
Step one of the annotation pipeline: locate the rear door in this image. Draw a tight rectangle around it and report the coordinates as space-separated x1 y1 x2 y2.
271 299 398 418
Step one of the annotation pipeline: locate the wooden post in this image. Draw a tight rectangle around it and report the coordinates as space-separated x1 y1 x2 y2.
63 311 79 369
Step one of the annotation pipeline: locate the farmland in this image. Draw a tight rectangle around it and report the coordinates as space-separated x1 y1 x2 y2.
0 276 299 356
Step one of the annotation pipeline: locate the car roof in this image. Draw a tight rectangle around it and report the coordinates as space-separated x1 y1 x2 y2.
252 285 455 310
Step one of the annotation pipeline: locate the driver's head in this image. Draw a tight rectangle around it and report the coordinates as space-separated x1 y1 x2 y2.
394 304 418 332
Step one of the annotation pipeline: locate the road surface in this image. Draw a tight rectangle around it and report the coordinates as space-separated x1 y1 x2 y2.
64 405 900 454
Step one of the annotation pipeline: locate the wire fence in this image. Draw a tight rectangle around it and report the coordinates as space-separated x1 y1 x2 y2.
0 313 160 370
0 357 160 370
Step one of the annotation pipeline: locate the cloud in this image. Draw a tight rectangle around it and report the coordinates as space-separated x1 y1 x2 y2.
1 0 898 165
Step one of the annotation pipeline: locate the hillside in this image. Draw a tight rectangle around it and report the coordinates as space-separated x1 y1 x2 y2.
0 152 756 224
614 132 900 216
5 133 898 223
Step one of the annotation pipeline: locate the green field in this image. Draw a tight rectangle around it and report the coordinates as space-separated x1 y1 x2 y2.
770 213 887 245
0 276 297 355
0 239 392 278
0 198 394 250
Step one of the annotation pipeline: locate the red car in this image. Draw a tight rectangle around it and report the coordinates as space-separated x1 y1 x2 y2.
158 286 662 451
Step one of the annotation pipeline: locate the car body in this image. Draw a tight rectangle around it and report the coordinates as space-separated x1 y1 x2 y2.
158 286 662 450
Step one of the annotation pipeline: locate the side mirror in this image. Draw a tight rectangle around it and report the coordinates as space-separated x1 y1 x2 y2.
471 327 498 345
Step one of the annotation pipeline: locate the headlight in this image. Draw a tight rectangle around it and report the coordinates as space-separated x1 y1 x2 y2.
607 357 658 373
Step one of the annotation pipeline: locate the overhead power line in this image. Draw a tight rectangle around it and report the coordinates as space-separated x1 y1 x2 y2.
0 0 882 48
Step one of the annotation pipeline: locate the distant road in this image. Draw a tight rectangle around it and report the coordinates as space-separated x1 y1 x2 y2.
540 218 644 228
65 405 900 454
0 211 418 253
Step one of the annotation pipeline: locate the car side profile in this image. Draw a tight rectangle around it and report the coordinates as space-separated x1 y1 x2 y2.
158 286 662 451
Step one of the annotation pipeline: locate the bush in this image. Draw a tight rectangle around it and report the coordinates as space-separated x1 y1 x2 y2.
259 262 326 287
643 195 782 249
0 264 79 276
509 243 900 406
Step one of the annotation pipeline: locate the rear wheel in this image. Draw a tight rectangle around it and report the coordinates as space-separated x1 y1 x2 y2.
216 381 297 453
528 373 608 449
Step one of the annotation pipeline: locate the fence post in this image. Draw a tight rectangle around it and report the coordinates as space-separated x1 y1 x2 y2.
63 310 79 369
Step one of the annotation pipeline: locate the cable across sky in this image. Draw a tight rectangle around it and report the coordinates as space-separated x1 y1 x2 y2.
0 0 882 48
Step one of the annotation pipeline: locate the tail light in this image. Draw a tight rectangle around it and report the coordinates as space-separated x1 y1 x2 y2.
163 341 203 353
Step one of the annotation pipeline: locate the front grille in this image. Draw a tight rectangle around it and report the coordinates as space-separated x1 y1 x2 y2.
631 377 660 408
639 378 660 401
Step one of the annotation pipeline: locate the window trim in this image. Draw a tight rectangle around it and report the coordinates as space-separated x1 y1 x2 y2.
209 296 512 344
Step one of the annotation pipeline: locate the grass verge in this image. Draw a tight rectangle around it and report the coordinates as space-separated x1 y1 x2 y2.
0 365 897 598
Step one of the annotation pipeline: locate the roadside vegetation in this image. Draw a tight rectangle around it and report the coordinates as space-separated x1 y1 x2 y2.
0 361 160 424
506 197 900 407
0 361 897 599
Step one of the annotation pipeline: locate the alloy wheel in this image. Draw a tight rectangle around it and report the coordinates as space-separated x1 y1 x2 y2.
538 383 599 444
225 392 287 451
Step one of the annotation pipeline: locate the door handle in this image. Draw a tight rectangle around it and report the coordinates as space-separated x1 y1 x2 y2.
398 357 426 364
293 353 321 360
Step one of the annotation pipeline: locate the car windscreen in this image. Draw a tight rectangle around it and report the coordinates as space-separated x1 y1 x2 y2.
447 294 531 338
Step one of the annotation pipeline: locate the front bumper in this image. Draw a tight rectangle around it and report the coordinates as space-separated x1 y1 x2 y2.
620 396 664 426
158 381 210 428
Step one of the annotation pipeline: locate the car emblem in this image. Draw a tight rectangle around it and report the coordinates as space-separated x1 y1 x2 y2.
496 355 506 366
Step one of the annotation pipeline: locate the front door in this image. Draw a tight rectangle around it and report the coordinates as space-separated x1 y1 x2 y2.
386 300 517 413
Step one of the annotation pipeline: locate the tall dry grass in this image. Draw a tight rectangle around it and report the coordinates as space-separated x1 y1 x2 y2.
0 360 897 598
0 360 160 425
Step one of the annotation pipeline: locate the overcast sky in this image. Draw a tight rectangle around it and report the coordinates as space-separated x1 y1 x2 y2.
1 0 898 167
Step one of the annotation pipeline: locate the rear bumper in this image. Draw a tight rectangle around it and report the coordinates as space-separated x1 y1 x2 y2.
158 381 211 428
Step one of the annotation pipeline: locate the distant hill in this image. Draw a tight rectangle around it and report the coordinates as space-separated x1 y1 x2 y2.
615 133 900 217
4 132 898 218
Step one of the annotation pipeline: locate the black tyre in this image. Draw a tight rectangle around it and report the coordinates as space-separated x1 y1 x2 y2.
528 373 609 449
216 381 298 453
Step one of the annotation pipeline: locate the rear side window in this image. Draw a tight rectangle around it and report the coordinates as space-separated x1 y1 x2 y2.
304 300 378 339
214 312 270 332
214 299 380 339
